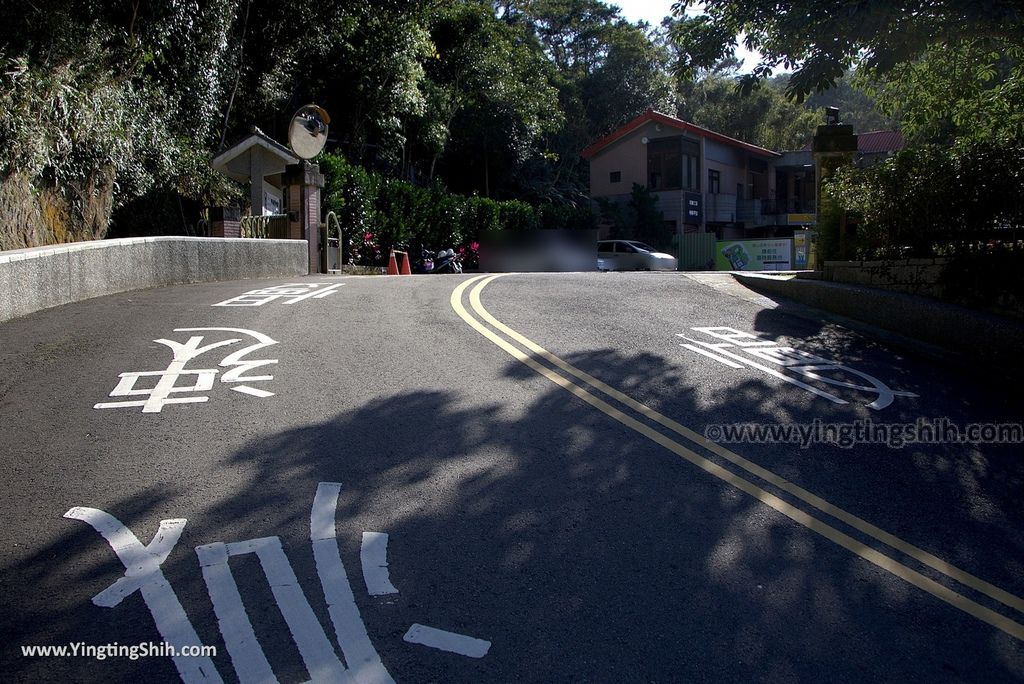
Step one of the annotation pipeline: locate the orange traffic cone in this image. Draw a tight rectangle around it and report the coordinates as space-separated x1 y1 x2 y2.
400 252 412 275
387 250 399 275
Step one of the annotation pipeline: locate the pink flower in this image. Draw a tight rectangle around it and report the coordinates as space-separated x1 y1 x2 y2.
470 242 480 251
364 232 373 241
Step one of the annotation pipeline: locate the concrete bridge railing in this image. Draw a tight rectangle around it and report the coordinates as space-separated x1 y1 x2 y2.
0 236 308 323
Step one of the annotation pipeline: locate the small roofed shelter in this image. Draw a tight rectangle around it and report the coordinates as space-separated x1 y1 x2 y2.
211 127 299 217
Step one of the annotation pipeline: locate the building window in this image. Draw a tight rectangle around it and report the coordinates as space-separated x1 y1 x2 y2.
748 171 767 200
647 138 681 190
610 171 621 183
708 169 720 194
647 137 700 191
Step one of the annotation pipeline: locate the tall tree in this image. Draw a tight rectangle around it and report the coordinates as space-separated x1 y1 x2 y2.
583 20 677 136
865 39 1024 142
216 0 431 162
522 0 621 75
675 63 819 151
532 7 680 202
414 0 562 196
669 0 1024 100
0 0 241 246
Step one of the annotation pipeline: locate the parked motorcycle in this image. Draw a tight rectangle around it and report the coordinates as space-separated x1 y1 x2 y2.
414 245 463 274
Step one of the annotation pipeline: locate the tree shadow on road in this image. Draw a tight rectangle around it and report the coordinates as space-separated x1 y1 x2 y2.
9 347 1024 683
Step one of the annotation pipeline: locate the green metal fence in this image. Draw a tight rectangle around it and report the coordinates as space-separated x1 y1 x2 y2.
240 214 289 239
677 233 717 271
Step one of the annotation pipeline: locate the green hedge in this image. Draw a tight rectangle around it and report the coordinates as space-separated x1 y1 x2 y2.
938 244 1024 317
320 153 595 265
825 141 1024 259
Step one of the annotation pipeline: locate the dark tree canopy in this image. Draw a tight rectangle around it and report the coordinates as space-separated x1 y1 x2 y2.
670 0 1024 99
9 0 1009 250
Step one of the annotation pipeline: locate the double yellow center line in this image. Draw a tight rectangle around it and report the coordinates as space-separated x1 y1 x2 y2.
452 273 1024 640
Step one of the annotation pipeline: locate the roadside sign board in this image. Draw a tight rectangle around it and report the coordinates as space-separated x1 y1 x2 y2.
715 238 792 271
684 191 702 225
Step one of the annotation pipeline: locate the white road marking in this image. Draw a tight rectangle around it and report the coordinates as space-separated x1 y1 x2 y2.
64 507 221 683
95 334 227 412
198 536 350 684
691 326 776 347
213 283 345 307
679 343 744 369
360 532 398 596
311 483 395 684
243 537 350 684
174 328 278 383
66 483 489 681
680 335 848 405
230 386 275 398
790 364 917 410
402 624 491 659
195 543 276 684
95 328 278 412
678 326 917 410
285 283 345 304
94 396 210 411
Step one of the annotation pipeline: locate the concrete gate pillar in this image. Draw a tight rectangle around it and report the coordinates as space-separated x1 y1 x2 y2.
209 207 240 238
812 109 858 263
284 162 325 274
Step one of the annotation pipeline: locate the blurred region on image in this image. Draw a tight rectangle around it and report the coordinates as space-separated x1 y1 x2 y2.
479 229 599 272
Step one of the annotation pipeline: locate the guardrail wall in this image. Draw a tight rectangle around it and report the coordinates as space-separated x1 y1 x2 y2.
0 236 308 322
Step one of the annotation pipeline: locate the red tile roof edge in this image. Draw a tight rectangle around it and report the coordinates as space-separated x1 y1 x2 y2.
798 129 906 153
581 109 781 160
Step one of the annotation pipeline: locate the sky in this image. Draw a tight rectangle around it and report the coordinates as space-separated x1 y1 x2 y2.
611 0 681 26
612 0 763 73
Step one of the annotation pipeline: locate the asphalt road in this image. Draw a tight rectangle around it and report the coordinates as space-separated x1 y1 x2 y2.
1 271 1023 683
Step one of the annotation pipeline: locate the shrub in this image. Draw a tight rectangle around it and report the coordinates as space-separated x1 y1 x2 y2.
938 243 1024 317
1 38 234 248
497 200 537 232
465 196 502 236
826 141 1024 259
321 153 380 264
422 184 465 248
321 152 599 265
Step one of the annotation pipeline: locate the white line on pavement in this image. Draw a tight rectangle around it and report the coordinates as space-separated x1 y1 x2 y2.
65 507 222 683
311 483 395 684
360 532 398 596
403 624 491 659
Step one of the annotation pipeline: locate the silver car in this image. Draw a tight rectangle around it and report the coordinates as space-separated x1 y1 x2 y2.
597 240 678 271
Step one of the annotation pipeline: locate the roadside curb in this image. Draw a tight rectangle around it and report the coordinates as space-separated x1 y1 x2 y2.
731 272 1024 371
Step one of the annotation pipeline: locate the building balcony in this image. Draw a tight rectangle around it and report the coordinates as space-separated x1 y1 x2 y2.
705 194 771 224
705 195 816 226
760 198 817 215
705 193 738 223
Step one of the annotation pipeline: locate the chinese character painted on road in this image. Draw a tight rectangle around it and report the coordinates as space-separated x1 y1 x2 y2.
678 326 917 410
94 328 278 413
65 481 490 683
212 282 344 307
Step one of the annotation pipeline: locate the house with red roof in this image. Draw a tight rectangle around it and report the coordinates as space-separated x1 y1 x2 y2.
582 110 904 241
